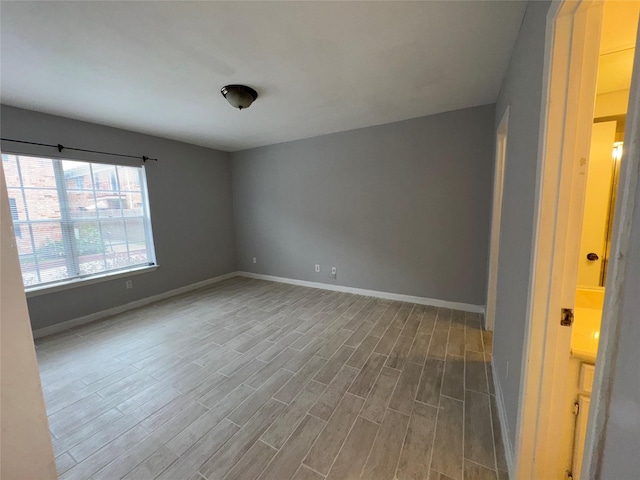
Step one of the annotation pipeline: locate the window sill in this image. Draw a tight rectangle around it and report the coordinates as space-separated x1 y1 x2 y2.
25 265 159 298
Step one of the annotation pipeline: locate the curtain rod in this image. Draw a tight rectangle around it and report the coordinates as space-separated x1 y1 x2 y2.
0 138 158 163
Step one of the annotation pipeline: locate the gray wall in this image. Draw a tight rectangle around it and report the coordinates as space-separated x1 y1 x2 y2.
231 104 495 307
492 1 551 450
1 105 236 330
600 173 640 478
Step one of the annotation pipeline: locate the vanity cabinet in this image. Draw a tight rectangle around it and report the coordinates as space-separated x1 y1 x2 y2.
571 363 595 479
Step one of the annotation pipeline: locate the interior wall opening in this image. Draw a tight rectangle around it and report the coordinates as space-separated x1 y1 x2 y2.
561 2 639 478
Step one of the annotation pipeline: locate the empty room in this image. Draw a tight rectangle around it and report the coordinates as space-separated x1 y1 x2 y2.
1 1 639 480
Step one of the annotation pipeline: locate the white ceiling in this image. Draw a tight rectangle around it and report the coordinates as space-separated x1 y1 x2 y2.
597 1 639 95
1 1 527 152
597 49 635 95
600 0 639 56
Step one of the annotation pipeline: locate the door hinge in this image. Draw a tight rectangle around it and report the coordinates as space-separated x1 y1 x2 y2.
566 470 574 480
572 401 580 416
561 308 575 327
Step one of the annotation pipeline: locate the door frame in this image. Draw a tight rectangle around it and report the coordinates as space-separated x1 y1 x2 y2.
582 25 640 480
514 0 605 478
517 0 640 478
485 106 509 332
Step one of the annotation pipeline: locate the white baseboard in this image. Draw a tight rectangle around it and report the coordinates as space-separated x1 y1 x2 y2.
492 358 515 478
33 270 485 339
32 271 238 339
237 271 485 314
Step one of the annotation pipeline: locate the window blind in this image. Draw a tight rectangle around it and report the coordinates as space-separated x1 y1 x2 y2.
2 153 156 288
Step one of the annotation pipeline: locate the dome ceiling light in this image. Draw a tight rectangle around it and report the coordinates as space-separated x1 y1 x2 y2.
220 85 258 110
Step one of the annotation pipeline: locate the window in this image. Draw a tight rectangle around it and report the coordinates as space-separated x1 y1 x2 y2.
1 154 156 288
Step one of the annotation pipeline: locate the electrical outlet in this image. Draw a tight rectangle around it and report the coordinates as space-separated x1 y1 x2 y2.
330 266 337 279
125 280 133 289
315 264 320 273
252 257 257 264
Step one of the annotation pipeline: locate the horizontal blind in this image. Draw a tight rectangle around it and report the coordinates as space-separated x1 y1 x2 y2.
2 153 156 288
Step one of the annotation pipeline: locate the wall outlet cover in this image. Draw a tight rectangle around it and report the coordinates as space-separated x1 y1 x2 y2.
315 264 320 273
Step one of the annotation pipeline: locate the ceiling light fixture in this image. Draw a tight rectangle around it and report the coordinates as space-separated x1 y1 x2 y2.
221 85 258 110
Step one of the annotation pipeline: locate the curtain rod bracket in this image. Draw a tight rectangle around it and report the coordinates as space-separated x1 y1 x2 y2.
57 144 64 152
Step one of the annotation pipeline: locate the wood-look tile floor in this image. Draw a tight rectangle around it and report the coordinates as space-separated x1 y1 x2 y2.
35 277 508 480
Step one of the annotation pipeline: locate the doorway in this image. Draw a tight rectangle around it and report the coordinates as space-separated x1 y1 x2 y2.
513 1 640 479
564 12 637 474
485 107 509 332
